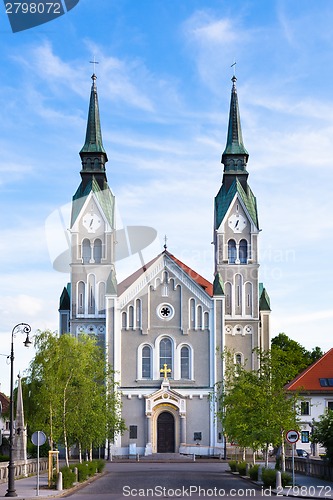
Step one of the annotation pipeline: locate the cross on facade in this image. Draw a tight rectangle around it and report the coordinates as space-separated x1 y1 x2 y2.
160 363 171 379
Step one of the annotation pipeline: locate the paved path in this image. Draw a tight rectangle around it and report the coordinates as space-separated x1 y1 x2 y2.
0 460 332 498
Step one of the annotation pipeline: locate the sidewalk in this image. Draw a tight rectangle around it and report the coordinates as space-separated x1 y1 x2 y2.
277 472 333 498
0 474 60 499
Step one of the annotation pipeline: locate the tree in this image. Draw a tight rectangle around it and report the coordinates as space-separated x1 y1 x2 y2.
25 330 125 466
216 348 299 467
312 410 333 463
271 333 323 385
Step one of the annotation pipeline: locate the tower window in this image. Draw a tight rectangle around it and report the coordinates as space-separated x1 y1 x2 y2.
93 239 102 263
82 239 91 264
228 240 236 264
128 305 134 328
239 239 248 264
235 353 242 365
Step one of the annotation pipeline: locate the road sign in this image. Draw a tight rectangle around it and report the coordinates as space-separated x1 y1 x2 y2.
31 430 47 446
286 429 299 444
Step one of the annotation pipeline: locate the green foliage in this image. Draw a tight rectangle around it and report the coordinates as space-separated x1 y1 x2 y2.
95 459 106 473
216 348 299 454
236 461 247 476
24 330 125 466
27 439 50 458
249 464 259 481
228 460 237 472
77 463 90 482
0 454 9 462
59 466 76 489
271 333 323 385
312 410 333 464
261 468 277 488
281 472 292 487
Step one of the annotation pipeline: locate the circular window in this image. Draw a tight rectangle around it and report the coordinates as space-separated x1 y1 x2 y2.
157 303 174 321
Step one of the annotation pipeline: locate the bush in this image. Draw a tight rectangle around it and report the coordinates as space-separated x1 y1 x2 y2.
281 472 292 487
249 464 260 481
77 463 90 482
59 466 76 489
261 468 277 488
95 459 106 473
228 460 237 472
236 461 247 476
0 454 9 462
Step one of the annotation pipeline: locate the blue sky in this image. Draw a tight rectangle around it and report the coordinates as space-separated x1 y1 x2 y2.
1 0 333 395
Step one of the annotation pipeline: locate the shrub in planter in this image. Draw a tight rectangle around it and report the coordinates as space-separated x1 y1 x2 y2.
261 468 277 488
281 472 292 487
228 460 237 472
59 466 76 489
95 459 106 473
236 461 247 476
77 463 90 482
249 464 260 481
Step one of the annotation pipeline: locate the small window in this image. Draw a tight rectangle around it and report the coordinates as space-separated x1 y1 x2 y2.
301 431 309 443
228 240 236 264
328 379 333 387
129 426 137 439
82 239 91 264
93 239 102 263
181 346 190 379
142 346 152 379
239 239 248 264
235 353 242 365
328 401 333 411
319 378 329 387
300 401 310 415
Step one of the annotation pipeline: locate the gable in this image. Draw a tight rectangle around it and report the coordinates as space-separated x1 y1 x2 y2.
118 251 213 308
215 178 258 231
285 348 333 392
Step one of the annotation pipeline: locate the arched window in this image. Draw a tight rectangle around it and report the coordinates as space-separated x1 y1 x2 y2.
181 346 190 379
122 312 127 329
88 275 95 314
93 239 102 263
204 311 209 330
82 239 91 264
225 282 232 315
160 338 172 377
142 346 152 379
239 239 248 264
235 353 242 365
228 240 236 264
189 298 195 329
98 282 106 314
78 281 85 314
197 305 203 329
128 305 134 328
136 299 141 328
235 274 242 315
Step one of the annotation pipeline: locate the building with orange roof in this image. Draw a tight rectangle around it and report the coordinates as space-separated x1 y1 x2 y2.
58 74 271 456
285 348 333 455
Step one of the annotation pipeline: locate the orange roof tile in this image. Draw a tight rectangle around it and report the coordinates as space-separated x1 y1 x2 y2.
117 250 213 297
285 348 333 392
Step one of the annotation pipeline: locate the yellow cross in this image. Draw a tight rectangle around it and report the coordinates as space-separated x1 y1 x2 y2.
160 363 171 379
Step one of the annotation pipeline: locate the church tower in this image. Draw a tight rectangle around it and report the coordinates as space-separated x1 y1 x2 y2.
214 76 270 369
59 74 116 344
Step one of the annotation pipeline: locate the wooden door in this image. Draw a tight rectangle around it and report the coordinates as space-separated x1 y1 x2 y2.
157 411 175 453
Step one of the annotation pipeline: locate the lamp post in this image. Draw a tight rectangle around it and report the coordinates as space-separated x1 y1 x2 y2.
5 323 32 498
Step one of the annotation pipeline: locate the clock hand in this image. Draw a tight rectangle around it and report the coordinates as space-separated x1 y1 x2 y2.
235 220 239 228
90 219 93 227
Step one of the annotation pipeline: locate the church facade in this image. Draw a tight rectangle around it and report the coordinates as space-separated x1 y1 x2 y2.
59 74 271 456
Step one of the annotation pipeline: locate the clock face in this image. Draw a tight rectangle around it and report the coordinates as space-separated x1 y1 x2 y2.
82 213 101 233
228 213 247 233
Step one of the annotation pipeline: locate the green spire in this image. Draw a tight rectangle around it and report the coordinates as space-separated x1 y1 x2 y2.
222 76 248 170
79 74 108 189
80 74 107 155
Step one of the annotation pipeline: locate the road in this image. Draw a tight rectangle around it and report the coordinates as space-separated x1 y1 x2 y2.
63 461 267 499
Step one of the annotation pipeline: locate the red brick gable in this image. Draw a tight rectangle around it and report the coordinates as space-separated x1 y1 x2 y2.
285 348 333 392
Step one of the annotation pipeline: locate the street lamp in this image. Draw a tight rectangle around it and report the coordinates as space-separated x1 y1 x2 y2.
5 323 31 498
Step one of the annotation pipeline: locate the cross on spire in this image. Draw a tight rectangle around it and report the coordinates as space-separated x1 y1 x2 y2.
90 56 99 76
164 235 168 250
160 363 171 379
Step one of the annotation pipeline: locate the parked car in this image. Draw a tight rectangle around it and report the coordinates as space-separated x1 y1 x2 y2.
296 449 309 457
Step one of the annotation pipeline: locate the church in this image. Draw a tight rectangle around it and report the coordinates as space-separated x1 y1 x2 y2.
59 73 271 456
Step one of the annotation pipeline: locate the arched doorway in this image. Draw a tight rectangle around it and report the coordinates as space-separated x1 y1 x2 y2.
157 411 175 453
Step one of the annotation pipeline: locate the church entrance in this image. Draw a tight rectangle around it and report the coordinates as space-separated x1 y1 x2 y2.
157 411 175 453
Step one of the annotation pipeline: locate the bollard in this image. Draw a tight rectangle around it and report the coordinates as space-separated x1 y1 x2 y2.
74 467 78 483
136 453 140 462
276 470 282 490
109 453 113 462
193 454 196 462
219 453 222 461
56 471 63 491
